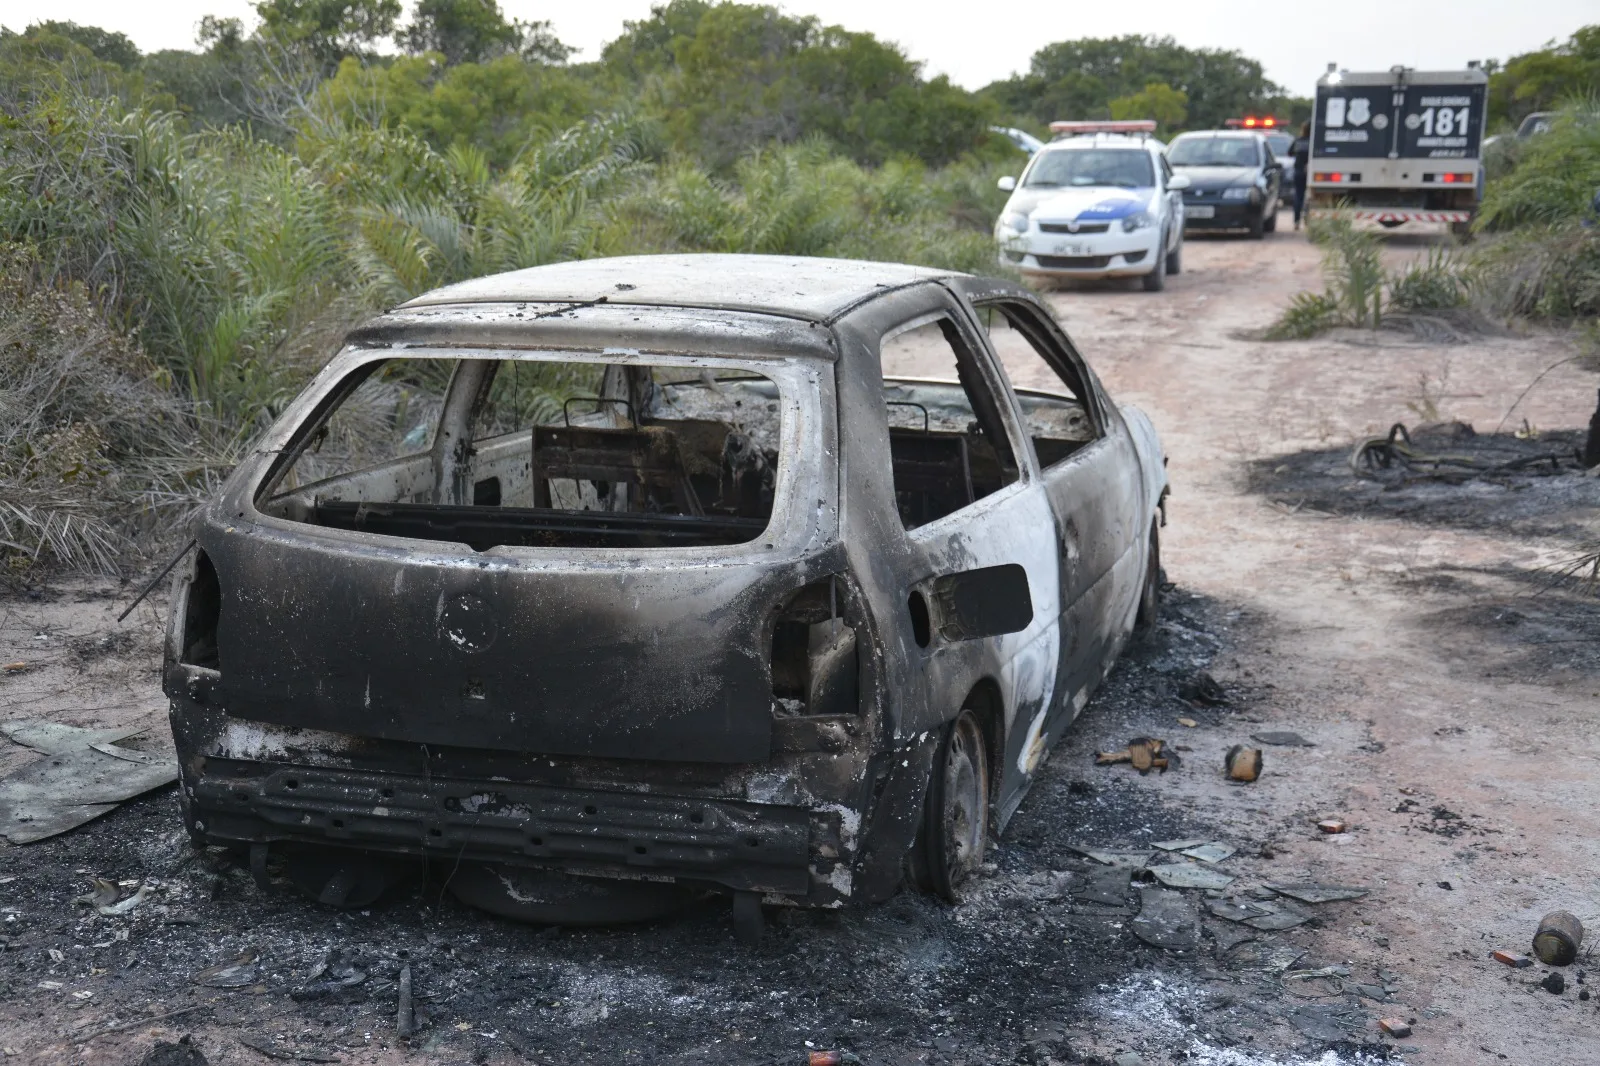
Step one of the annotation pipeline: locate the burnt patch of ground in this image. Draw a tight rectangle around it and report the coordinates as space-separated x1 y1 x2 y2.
1407 565 1600 684
1244 425 1595 540
0 584 1397 1066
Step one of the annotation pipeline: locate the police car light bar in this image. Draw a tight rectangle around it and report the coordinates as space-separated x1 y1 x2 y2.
1224 116 1280 129
1048 120 1158 135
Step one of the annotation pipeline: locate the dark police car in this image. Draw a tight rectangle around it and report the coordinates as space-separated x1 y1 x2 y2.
1167 130 1282 238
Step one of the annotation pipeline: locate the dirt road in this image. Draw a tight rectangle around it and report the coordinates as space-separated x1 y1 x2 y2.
2 221 1597 1065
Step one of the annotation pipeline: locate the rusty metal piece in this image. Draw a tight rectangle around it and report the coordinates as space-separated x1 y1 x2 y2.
1378 1018 1412 1038
1317 818 1348 834
1490 949 1532 968
1225 745 1262 782
809 1052 843 1066
1095 750 1133 765
1533 911 1583 966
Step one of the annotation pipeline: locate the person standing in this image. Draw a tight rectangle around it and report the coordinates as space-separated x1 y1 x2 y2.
1291 121 1311 230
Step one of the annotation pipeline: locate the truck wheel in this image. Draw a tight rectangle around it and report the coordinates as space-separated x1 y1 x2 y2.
1247 210 1265 239
1142 238 1168 291
913 710 991 903
1450 220 1474 242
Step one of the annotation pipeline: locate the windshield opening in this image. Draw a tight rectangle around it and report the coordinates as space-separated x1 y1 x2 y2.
1264 132 1293 155
1168 137 1261 168
256 356 785 550
1024 148 1154 189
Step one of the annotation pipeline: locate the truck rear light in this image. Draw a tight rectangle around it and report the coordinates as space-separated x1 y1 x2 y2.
1423 172 1474 184
1312 172 1361 183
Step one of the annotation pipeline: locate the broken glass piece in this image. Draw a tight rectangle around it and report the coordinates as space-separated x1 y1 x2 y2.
1148 863 1235 890
1181 842 1236 863
1266 883 1369 904
1151 837 1209 851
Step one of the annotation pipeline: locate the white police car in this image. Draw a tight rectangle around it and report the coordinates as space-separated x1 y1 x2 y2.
994 121 1191 292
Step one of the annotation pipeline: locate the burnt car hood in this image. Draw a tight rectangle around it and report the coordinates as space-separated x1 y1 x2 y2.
200 516 829 764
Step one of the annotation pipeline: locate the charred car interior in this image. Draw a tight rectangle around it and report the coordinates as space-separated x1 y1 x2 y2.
259 357 785 551
164 255 1166 942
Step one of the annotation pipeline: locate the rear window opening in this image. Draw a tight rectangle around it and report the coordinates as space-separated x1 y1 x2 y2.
257 357 784 550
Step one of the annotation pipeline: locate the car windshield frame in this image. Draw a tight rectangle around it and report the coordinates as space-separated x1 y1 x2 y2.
1168 136 1262 168
1022 147 1155 190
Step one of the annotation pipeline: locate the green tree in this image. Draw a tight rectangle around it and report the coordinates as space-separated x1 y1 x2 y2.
1108 81 1188 133
984 35 1280 132
1489 26 1600 127
20 21 139 68
253 0 402 66
605 1 991 168
397 0 573 66
318 53 606 165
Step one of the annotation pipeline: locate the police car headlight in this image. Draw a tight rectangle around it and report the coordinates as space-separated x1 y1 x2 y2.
1121 211 1153 232
1221 187 1255 201
1001 211 1031 234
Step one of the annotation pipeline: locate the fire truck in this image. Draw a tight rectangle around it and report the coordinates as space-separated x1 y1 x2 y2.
1308 64 1488 235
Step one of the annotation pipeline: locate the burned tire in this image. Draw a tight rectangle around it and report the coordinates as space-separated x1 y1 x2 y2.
1135 522 1161 633
913 710 991 902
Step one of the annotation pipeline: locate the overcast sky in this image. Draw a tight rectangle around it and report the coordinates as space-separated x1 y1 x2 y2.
2 0 1592 96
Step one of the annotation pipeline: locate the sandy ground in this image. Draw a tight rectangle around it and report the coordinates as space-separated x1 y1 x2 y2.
1 215 1597 1066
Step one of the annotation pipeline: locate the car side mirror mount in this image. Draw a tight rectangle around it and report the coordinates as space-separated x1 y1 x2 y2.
931 564 1033 641
1166 174 1191 191
997 175 1017 192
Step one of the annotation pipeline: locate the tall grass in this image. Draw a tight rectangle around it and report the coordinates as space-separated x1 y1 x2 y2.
0 65 1014 574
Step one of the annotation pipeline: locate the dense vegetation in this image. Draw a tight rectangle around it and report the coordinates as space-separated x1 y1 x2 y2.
0 4 1596 574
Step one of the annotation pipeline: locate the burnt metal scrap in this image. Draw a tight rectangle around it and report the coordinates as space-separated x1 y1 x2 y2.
160 254 1168 932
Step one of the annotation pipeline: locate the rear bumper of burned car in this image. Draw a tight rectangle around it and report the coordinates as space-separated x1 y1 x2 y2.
184 755 840 901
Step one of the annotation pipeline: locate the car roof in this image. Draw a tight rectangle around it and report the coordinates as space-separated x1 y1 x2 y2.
399 254 964 322
1173 130 1261 139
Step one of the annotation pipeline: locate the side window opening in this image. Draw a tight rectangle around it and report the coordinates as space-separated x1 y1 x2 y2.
976 301 1102 469
878 314 1019 531
256 357 784 550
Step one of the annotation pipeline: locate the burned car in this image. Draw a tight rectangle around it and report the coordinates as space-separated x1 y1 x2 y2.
163 255 1167 938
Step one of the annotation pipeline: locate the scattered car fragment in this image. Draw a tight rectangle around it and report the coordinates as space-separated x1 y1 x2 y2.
1096 737 1173 772
1224 745 1262 782
1316 818 1348 834
1491 949 1533 968
1533 910 1583 966
1378 1018 1413 1038
1147 863 1233 890
160 254 1169 933
0 720 178 843
1266 883 1369 904
1252 731 1312 746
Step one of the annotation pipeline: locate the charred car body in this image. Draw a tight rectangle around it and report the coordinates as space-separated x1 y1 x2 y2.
164 255 1167 935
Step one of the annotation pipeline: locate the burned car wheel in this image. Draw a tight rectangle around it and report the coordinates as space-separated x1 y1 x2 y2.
914 710 991 902
1136 522 1161 632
